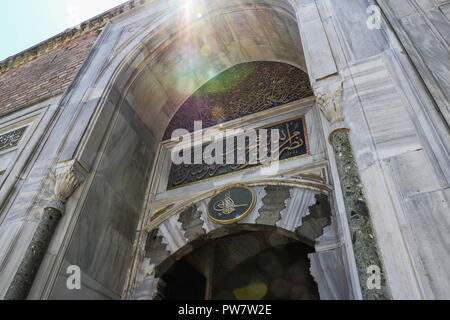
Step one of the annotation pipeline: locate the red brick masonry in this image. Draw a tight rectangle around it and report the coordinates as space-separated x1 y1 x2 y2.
0 31 99 116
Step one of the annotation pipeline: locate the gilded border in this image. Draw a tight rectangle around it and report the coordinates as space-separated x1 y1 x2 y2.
206 185 256 225
167 115 311 191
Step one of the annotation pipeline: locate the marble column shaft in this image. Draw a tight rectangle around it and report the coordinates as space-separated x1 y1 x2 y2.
4 160 85 300
315 82 391 300
330 129 390 300
4 208 62 300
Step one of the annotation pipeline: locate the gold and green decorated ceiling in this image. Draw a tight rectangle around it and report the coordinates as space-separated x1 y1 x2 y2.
163 61 312 140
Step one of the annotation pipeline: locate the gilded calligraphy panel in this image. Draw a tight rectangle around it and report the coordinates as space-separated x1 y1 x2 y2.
167 116 309 189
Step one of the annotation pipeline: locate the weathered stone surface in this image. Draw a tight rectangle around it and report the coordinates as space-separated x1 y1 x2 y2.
379 0 450 123
178 205 206 243
256 186 291 226
296 195 332 243
330 129 390 300
5 208 61 300
145 228 171 268
309 247 353 300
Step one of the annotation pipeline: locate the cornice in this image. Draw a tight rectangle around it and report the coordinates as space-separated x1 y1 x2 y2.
0 0 149 75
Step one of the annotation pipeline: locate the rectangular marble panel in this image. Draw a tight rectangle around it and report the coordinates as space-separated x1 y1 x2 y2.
400 14 450 99
309 247 353 300
50 260 120 300
388 149 448 197
95 113 154 214
77 97 117 170
296 0 337 81
404 188 450 299
346 57 422 162
57 111 155 297
330 0 387 62
0 220 38 297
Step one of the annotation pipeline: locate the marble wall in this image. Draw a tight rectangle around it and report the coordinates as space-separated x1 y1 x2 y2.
0 0 448 300
378 0 450 124
49 96 156 299
295 0 450 299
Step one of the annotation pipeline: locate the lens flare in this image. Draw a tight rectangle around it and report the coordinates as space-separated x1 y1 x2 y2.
233 283 268 300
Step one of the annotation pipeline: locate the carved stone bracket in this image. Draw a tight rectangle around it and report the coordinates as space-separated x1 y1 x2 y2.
46 160 87 215
314 81 347 138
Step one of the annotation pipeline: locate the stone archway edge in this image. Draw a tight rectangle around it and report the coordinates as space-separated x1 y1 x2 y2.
143 178 333 233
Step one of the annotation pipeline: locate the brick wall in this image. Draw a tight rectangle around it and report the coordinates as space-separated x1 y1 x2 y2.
0 30 99 116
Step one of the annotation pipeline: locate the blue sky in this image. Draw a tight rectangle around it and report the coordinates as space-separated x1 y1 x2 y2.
0 0 127 61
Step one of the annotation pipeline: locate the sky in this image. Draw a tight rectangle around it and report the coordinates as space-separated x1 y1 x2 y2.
0 0 128 61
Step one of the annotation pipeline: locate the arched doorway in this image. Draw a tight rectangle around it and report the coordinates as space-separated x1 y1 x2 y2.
132 183 351 300
162 229 319 300
127 58 354 300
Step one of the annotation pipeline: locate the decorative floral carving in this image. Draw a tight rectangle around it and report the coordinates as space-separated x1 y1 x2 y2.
163 62 313 140
53 169 80 203
314 82 344 125
47 160 87 215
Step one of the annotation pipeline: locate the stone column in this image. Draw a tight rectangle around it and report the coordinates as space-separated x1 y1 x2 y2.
314 82 391 300
5 160 85 300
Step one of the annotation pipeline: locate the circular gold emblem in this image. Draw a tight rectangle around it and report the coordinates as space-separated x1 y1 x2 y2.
207 186 256 224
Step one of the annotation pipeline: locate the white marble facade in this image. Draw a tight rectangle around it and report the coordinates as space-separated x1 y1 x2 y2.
0 0 448 300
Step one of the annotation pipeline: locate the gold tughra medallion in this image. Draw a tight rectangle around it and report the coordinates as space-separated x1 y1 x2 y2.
207 186 255 224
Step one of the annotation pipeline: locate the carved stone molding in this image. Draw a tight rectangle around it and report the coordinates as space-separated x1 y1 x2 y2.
46 160 87 215
314 81 345 126
132 260 167 300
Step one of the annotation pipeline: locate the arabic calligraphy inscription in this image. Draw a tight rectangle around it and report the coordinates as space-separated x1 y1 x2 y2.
167 116 309 189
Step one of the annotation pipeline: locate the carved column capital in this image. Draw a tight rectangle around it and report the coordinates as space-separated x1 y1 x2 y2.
46 160 87 215
314 80 345 119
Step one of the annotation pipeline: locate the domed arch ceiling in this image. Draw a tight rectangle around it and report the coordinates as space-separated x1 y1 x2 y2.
121 0 308 143
163 61 312 140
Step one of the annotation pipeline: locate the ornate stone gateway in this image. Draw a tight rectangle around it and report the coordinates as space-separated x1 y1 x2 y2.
131 75 356 298
130 62 357 301
134 181 345 300
4 0 447 302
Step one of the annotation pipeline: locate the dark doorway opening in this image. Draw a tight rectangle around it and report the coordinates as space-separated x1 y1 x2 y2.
213 241 319 300
162 259 206 300
161 230 319 300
